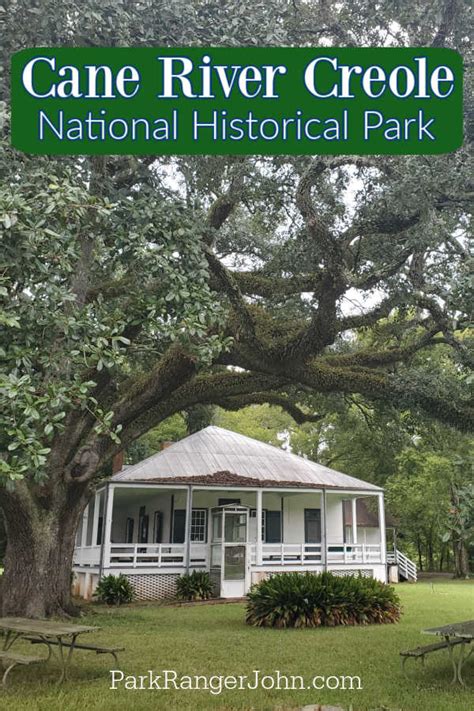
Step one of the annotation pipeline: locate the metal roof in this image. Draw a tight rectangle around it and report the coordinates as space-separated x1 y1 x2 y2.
113 426 382 492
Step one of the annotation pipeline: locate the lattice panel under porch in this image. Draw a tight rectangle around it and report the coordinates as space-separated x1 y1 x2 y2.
330 568 373 578
126 573 180 600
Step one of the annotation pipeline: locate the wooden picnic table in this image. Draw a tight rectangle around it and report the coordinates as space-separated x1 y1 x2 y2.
422 619 474 685
0 617 99 684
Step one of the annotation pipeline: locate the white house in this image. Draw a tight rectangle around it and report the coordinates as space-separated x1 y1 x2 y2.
73 426 415 600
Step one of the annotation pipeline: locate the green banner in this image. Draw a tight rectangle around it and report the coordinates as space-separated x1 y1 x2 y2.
11 47 463 155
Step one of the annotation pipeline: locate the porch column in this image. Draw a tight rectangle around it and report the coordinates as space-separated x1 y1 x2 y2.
80 504 90 548
351 497 358 544
103 484 115 569
377 492 387 566
184 485 193 573
321 489 327 570
256 489 263 565
91 490 101 547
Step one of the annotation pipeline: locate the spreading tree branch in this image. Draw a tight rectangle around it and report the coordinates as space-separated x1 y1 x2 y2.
215 391 324 424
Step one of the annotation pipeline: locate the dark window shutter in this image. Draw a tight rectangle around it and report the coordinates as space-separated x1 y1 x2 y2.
153 512 163 543
172 509 186 543
139 514 149 544
96 516 103 545
265 511 282 543
125 517 134 543
304 509 321 543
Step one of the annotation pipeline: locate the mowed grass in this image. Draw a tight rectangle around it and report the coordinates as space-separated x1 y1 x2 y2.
2 580 473 711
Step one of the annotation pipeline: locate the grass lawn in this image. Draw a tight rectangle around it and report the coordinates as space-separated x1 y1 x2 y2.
2 580 474 710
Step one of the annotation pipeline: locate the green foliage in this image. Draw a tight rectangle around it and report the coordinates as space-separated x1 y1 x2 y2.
94 574 134 605
246 572 401 628
441 456 474 574
0 155 227 482
213 404 293 446
126 414 188 464
185 404 215 435
443 480 474 546
386 449 452 553
176 571 214 601
290 400 412 487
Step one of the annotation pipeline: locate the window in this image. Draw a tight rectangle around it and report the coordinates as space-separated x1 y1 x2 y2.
191 509 208 542
172 508 208 543
218 498 241 506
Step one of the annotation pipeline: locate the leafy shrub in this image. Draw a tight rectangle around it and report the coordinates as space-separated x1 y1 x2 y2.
246 571 401 628
94 574 134 605
176 570 214 601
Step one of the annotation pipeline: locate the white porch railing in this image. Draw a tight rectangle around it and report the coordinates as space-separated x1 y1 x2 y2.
106 543 208 569
73 545 101 567
327 543 382 564
250 542 382 565
73 541 383 570
250 543 323 565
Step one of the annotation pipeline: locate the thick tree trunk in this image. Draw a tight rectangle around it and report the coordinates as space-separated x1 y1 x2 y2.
453 539 470 579
0 479 88 617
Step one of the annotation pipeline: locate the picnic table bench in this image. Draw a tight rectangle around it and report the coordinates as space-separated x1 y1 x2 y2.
25 635 124 663
401 619 474 685
0 650 44 687
0 617 124 686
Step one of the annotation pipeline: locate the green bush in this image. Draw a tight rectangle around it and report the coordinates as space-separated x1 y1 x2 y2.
176 570 214 601
94 574 134 605
246 571 401 628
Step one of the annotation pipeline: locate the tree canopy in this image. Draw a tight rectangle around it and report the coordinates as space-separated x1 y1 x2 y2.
2 0 473 487
0 0 472 615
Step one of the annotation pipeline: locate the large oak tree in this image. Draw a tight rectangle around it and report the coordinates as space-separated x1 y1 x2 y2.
1 0 472 616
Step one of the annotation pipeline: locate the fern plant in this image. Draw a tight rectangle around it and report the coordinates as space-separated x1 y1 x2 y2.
94 574 134 605
246 571 401 628
176 571 214 601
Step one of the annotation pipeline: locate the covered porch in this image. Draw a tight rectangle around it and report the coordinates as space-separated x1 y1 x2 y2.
73 481 387 599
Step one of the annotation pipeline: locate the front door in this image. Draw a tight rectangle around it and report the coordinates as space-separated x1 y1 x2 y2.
223 511 248 597
223 544 246 597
